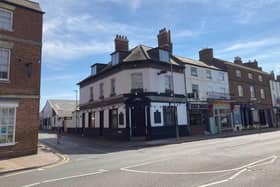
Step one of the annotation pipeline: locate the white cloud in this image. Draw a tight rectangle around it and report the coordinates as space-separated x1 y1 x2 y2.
219 38 280 53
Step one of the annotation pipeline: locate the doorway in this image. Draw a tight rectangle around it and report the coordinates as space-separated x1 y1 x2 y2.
99 111 104 136
131 105 146 137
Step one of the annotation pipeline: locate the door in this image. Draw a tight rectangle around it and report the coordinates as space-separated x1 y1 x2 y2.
131 105 146 137
99 111 104 136
88 112 92 128
82 113 85 133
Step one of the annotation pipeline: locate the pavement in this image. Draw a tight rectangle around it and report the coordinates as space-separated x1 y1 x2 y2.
1 129 280 187
0 144 65 175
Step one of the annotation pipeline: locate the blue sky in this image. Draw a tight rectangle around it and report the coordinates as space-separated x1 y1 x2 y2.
36 0 280 109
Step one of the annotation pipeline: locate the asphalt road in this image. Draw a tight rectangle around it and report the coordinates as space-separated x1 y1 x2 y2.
2 131 280 187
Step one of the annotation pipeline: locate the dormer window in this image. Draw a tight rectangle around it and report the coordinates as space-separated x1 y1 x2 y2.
0 8 13 31
159 49 169 62
112 53 120 66
91 66 96 76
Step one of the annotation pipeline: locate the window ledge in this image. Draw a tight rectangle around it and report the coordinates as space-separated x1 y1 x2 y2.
0 79 10 84
0 28 14 32
0 142 16 147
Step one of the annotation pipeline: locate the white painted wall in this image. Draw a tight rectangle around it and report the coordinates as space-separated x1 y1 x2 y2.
80 68 185 105
270 80 280 107
150 102 187 127
184 64 230 101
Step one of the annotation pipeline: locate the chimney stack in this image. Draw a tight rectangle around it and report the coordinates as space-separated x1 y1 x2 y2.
115 35 129 52
199 48 213 64
157 28 173 53
234 56 242 65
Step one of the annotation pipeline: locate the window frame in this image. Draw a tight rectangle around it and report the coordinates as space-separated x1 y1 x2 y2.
163 106 176 126
0 48 11 81
236 70 241 78
192 84 199 99
131 72 143 90
89 86 94 101
191 67 198 77
219 72 225 81
238 85 244 97
258 75 263 82
110 78 116 96
248 73 253 80
260 88 265 99
99 83 104 99
0 106 16 147
206 70 212 80
0 8 13 31
250 85 255 98
109 109 118 129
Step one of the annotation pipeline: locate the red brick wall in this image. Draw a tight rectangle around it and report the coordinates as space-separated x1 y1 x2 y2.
0 98 39 159
0 3 43 158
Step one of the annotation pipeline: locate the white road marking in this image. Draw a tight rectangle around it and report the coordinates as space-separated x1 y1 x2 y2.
21 169 108 187
0 169 37 179
120 155 277 175
228 168 247 180
196 180 229 187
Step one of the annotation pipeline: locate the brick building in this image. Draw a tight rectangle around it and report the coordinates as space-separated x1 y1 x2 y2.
0 0 43 158
199 48 273 129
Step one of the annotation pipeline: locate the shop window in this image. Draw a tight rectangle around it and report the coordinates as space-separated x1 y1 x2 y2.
0 107 16 145
119 112 124 125
163 106 176 126
154 110 161 124
109 109 118 128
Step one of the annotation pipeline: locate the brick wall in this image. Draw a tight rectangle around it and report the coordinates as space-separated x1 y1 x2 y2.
0 2 42 158
0 98 39 159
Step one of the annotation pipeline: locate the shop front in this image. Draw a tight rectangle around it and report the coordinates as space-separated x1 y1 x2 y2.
189 102 209 135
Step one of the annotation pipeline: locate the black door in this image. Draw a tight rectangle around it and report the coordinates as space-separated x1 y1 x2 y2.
99 111 104 136
131 105 146 137
82 113 85 130
88 112 92 128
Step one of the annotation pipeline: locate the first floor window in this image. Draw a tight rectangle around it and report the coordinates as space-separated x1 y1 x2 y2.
109 109 118 128
250 86 255 98
191 67 198 77
192 84 199 99
0 8 13 30
131 73 143 90
0 107 16 145
164 75 172 92
238 85 244 97
163 106 176 126
260 88 265 99
0 48 10 80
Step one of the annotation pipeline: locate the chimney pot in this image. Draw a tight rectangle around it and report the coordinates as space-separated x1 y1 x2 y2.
157 28 173 53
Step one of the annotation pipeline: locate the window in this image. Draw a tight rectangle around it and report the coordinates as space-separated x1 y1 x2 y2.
154 110 161 124
260 89 265 99
131 73 143 90
248 73 253 79
250 86 255 98
238 85 244 97
192 84 199 99
99 83 104 99
89 87 94 101
236 70 241 78
91 66 96 76
258 75 263 82
164 75 172 91
159 49 169 62
0 107 16 145
163 106 176 126
206 70 212 79
0 8 13 31
109 109 118 128
111 78 116 96
0 48 10 80
112 53 119 65
191 67 198 77
119 112 124 125
219 72 225 81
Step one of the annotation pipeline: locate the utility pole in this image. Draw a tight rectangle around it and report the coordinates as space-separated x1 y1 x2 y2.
171 60 180 140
